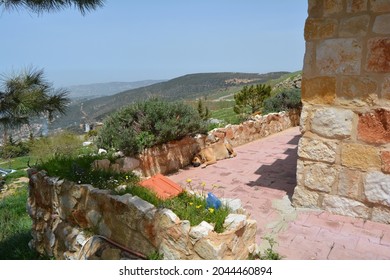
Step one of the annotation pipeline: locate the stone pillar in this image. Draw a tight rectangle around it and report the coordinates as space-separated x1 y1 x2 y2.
293 0 390 223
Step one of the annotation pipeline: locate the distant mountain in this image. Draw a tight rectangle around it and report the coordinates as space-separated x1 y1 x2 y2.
50 72 289 131
66 80 166 99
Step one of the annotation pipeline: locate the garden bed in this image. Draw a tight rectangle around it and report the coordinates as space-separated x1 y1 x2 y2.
28 169 257 260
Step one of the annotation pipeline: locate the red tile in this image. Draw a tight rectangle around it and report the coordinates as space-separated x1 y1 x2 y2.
140 173 183 200
380 231 390 247
355 238 390 259
327 244 375 260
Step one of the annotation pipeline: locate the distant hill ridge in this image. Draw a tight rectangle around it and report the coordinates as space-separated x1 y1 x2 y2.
50 71 290 131
67 80 166 99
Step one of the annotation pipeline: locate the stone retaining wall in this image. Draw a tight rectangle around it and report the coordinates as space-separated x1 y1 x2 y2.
28 169 256 260
129 110 300 177
293 0 390 223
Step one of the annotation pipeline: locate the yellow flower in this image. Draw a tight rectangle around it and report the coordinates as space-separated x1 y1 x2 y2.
201 182 206 187
196 205 202 209
208 208 215 214
186 178 192 183
189 202 194 206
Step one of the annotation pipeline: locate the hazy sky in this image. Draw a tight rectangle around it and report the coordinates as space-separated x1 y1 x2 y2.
1 0 308 87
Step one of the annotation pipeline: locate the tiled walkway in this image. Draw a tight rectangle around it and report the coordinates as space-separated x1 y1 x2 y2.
168 127 390 260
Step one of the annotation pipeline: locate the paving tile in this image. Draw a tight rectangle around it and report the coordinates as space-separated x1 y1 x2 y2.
305 213 344 233
341 223 383 244
355 238 390 259
327 244 376 260
380 231 390 247
287 235 333 260
316 228 359 250
168 126 390 260
363 220 390 232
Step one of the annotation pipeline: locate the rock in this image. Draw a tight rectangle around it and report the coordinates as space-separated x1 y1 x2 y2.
82 141 92 146
91 159 111 171
98 148 107 155
189 221 214 244
298 137 338 163
223 214 247 231
194 239 227 260
364 171 390 207
116 157 140 172
372 207 390 224
101 248 122 260
304 162 338 193
292 186 320 208
323 195 370 219
311 107 354 139
220 198 243 213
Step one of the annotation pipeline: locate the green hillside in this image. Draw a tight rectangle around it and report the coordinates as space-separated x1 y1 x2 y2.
50 71 289 131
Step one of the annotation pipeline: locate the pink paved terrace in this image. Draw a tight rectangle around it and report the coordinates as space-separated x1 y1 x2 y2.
168 127 390 260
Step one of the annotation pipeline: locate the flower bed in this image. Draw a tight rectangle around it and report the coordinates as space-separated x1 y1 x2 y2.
28 169 257 260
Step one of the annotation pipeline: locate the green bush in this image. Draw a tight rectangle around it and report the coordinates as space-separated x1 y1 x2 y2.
97 98 207 156
0 141 31 159
29 131 83 161
262 89 302 115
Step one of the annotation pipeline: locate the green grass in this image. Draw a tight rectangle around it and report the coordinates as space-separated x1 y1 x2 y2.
0 186 46 259
0 156 34 170
210 106 241 125
121 185 230 233
37 154 139 191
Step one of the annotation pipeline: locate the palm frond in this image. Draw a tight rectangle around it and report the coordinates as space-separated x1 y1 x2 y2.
0 0 105 15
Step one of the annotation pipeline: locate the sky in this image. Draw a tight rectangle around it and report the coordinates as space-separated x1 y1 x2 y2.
1 0 308 88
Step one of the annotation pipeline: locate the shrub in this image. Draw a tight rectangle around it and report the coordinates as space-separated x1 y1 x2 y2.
97 98 207 156
262 89 301 115
0 138 31 159
29 131 83 161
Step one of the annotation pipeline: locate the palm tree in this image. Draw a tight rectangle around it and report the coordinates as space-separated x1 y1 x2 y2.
0 0 104 15
0 68 69 144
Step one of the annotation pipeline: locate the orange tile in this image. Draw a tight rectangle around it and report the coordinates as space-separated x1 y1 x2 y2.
140 173 183 200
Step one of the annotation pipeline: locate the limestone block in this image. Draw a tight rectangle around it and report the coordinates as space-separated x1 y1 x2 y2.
340 76 378 101
323 195 370 219
189 221 214 244
341 143 381 170
338 168 363 200
364 171 390 207
301 76 336 104
372 207 390 223
304 18 337 40
298 137 338 163
127 196 155 217
373 14 390 34
157 209 180 229
323 0 343 15
116 157 140 172
242 219 257 245
340 15 370 37
304 162 338 193
223 214 247 231
317 38 362 75
220 198 243 213
194 239 227 260
358 109 390 144
370 0 390 12
347 0 368 12
381 151 390 173
292 186 320 208
311 107 354 139
299 105 311 134
366 38 390 72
